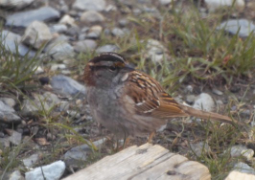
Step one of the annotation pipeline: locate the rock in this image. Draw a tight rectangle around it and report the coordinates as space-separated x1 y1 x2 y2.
0 131 4 138
240 109 251 116
22 136 40 150
105 4 117 12
72 0 106 11
59 0 69 13
226 170 255 180
8 170 25 180
186 95 196 104
118 19 128 27
65 26 80 36
141 6 161 17
0 0 34 9
22 21 52 49
185 85 193 93
193 93 215 112
205 0 245 12
6 7 60 28
0 138 10 148
1 98 16 108
87 25 103 39
54 34 70 42
45 39 74 60
212 88 223 96
35 66 44 74
217 19 255 38
0 100 21 123
80 11 105 23
96 44 119 53
133 8 142 16
142 39 168 63
59 14 76 27
111 27 129 37
50 64 67 71
22 153 40 168
190 141 211 156
226 162 255 179
64 138 106 167
233 162 255 175
50 24 68 33
74 39 97 53
60 70 71 75
230 145 254 160
215 100 224 109
25 160 65 180
1 30 36 57
22 92 69 113
7 130 22 146
67 110 81 118
159 0 172 5
51 75 86 96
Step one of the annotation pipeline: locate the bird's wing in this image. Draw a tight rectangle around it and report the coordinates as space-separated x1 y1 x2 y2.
123 71 188 118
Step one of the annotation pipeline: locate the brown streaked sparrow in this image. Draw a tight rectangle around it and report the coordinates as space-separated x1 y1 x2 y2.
84 53 236 138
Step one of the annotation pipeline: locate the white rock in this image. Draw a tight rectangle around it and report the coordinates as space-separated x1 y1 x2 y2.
96 44 119 53
1 98 16 108
22 21 52 49
59 14 76 26
72 0 106 11
193 93 215 112
105 4 117 12
111 28 129 37
205 0 245 12
9 170 25 180
50 64 67 71
186 95 196 104
230 145 254 160
34 66 44 74
185 85 193 93
159 0 172 5
226 170 255 180
0 0 34 9
142 39 168 63
25 160 65 180
217 19 255 38
87 25 103 39
74 40 97 53
80 11 105 23
212 88 223 95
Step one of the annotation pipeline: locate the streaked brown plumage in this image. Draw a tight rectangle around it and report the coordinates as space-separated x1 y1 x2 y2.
84 53 236 138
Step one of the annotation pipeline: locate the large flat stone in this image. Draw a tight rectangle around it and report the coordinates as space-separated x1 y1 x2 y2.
6 7 60 27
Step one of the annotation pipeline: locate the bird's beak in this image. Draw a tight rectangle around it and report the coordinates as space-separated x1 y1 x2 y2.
124 63 135 70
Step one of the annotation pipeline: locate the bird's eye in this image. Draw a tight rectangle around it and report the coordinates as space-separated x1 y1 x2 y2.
109 66 117 71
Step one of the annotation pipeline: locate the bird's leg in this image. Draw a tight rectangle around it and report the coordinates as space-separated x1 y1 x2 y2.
148 132 155 143
112 136 130 152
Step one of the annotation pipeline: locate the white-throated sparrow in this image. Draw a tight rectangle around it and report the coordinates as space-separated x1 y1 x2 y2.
84 53 236 138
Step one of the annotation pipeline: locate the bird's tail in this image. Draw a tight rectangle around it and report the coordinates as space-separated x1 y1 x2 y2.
180 105 236 124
